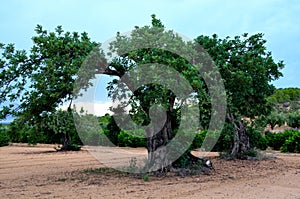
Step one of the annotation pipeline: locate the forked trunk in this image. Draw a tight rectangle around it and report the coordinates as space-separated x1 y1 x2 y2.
227 113 250 159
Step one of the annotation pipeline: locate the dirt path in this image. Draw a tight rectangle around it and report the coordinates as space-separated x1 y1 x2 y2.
1 144 300 198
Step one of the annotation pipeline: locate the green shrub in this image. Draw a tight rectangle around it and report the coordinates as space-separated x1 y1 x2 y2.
0 128 9 147
101 115 120 146
214 123 234 152
281 131 300 153
117 130 146 147
191 131 206 149
191 123 234 152
287 112 300 129
242 149 258 157
192 123 268 152
266 131 294 150
247 127 268 150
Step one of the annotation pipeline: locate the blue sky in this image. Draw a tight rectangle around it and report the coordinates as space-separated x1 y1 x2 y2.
1 0 300 118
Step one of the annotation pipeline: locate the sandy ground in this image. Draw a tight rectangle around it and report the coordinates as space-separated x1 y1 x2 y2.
1 144 300 199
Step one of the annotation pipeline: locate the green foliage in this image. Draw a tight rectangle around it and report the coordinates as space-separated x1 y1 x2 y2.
40 109 81 145
0 25 97 147
191 131 206 149
268 88 300 104
0 16 286 163
196 33 284 118
265 111 286 129
256 110 300 131
281 131 300 153
213 123 234 152
101 114 120 146
267 88 300 113
192 124 267 152
73 110 102 146
0 25 98 120
75 113 121 146
117 130 146 147
246 126 268 150
191 123 234 152
6 118 43 145
143 174 150 182
6 109 83 147
195 32 283 159
266 130 296 150
0 126 9 147
286 111 300 129
242 149 258 157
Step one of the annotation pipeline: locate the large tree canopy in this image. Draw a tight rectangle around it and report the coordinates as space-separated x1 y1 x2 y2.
94 16 227 170
0 15 284 167
196 33 284 118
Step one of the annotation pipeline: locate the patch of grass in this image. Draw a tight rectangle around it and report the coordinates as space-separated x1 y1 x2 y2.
243 149 258 157
219 149 275 161
218 152 233 160
143 174 150 182
57 178 68 182
83 167 122 175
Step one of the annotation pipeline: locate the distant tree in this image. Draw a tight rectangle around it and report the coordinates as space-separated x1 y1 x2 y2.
263 111 286 130
287 112 300 130
268 88 300 104
0 25 97 146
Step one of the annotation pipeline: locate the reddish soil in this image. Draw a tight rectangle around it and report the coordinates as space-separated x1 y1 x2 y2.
1 144 300 198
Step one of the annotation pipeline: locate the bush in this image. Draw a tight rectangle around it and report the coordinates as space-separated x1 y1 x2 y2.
117 130 146 147
242 149 258 157
0 128 9 147
266 130 294 150
101 115 120 146
191 123 234 152
191 131 206 149
281 131 300 153
247 127 268 150
192 123 268 152
213 123 234 152
287 112 300 129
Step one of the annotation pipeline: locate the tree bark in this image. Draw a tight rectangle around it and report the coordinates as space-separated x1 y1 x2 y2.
227 113 250 159
62 132 71 147
146 97 174 172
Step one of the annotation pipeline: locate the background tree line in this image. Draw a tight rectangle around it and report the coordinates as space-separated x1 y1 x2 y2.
1 103 300 153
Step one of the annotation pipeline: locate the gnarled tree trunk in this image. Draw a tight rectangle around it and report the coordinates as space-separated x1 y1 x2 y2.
146 97 174 172
227 113 250 159
146 96 207 172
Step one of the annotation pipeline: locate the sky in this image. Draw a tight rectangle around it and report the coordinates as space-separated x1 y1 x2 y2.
1 0 300 117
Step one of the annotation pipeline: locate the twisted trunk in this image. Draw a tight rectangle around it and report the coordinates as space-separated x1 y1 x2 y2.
227 113 250 159
146 97 174 172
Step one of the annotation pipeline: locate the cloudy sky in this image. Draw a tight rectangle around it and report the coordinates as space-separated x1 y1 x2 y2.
1 0 300 116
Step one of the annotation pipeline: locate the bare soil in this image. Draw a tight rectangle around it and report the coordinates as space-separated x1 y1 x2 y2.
1 144 300 199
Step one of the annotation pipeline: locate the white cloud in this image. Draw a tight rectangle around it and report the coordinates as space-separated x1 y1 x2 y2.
60 101 113 116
